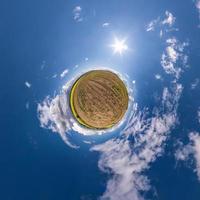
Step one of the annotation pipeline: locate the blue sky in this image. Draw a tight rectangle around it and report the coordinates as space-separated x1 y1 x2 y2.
1 0 200 199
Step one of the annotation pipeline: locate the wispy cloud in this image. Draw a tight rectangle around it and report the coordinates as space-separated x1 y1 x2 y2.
146 11 176 36
26 102 30 110
190 133 200 180
37 9 190 199
52 74 57 78
196 0 200 10
162 11 176 26
40 60 46 70
92 83 183 200
37 93 78 148
146 17 160 32
196 0 200 25
102 22 110 27
191 78 199 89
92 11 188 199
175 132 200 181
73 6 83 22
60 69 69 78
37 70 132 147
198 108 200 124
25 81 31 88
161 38 188 79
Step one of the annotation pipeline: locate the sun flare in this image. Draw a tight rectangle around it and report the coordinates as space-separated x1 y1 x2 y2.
111 37 128 55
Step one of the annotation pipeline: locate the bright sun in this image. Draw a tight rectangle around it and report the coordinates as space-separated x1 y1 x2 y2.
111 37 128 55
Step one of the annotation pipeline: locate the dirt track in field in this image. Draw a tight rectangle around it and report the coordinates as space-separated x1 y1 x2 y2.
70 70 129 129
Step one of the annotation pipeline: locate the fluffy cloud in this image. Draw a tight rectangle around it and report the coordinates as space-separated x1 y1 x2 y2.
92 83 183 200
37 93 78 148
92 11 189 199
161 38 188 79
175 132 200 181
37 9 190 199
73 6 83 22
190 133 200 180
175 141 193 161
37 69 132 148
37 82 102 148
162 11 176 26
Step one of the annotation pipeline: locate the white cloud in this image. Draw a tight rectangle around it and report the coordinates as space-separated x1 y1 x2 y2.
52 74 57 78
196 0 200 23
146 11 176 35
102 22 110 27
83 140 92 144
146 17 160 32
91 12 188 198
40 60 46 70
74 64 79 69
191 78 199 89
37 93 78 148
26 102 30 110
37 9 190 199
155 74 162 80
161 38 188 79
175 132 200 181
190 133 200 180
198 108 200 124
60 69 69 78
92 83 183 200
175 141 193 161
73 6 83 22
160 30 163 38
25 81 31 88
162 11 176 26
37 69 132 148
197 0 200 9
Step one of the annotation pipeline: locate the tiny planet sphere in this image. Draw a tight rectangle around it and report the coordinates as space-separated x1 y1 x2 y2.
70 70 129 129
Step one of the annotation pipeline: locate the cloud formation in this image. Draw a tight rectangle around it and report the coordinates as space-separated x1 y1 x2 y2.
161 38 188 79
91 11 189 200
191 78 199 89
102 22 110 27
196 0 200 24
92 83 183 200
37 92 78 148
37 69 132 148
73 6 83 22
146 11 176 33
198 108 200 124
37 9 191 199
146 17 160 32
175 132 200 181
162 11 176 26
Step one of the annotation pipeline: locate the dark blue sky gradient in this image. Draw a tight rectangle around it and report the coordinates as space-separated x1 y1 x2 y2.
1 0 200 199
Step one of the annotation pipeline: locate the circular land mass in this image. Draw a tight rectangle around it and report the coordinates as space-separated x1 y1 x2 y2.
70 70 129 129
